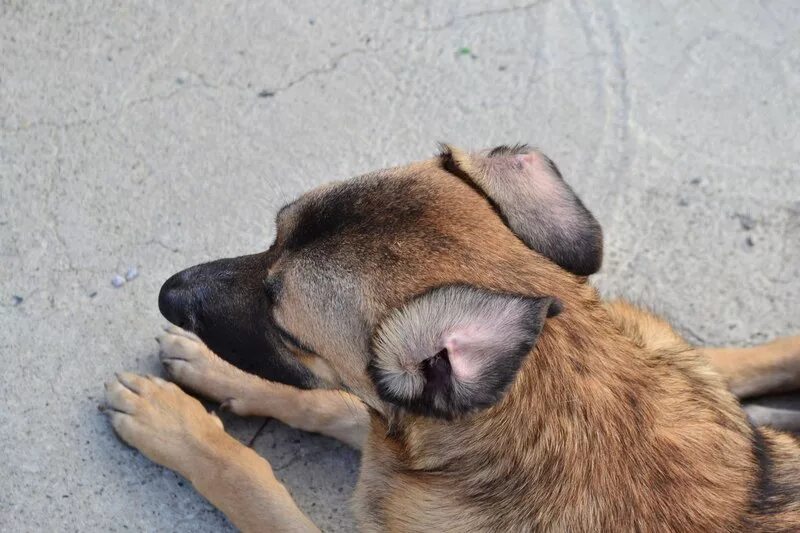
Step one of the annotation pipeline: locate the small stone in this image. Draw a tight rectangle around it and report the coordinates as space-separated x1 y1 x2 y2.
11 295 23 306
745 236 754 247
689 177 701 185
111 275 125 288
125 266 139 281
88 291 98 298
258 89 275 98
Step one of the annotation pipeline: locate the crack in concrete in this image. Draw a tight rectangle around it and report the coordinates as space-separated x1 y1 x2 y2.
43 131 82 278
4 41 384 134
246 418 271 448
603 0 634 176
2 85 194 134
406 1 551 32
265 45 378 95
272 452 303 473
139 238 181 254
113 2 217 113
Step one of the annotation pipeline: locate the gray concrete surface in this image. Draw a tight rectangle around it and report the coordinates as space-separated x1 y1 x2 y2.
1 0 799 531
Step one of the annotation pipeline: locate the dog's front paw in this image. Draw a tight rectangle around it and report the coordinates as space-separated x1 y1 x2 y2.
103 372 225 475
157 325 222 391
156 325 272 417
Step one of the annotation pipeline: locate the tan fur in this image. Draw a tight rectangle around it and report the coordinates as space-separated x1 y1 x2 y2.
105 150 800 532
355 296 756 531
704 337 800 400
156 325 368 449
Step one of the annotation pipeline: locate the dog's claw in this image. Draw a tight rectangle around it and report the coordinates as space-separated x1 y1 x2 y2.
220 398 242 413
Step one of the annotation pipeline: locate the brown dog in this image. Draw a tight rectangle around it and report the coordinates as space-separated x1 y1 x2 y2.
104 145 800 532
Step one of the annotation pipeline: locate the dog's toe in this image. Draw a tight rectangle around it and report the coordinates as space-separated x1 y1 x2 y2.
104 374 141 414
157 329 206 363
102 371 225 474
161 324 201 341
156 328 240 404
162 357 197 384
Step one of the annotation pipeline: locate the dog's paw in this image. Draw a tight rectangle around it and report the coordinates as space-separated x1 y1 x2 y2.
103 372 225 475
156 325 270 416
157 325 222 390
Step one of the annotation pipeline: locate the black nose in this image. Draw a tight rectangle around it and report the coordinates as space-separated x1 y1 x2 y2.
158 272 196 329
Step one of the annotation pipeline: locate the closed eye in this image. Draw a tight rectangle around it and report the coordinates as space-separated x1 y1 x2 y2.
263 272 317 354
273 320 318 356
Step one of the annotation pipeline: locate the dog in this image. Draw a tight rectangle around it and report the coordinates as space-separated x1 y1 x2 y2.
104 144 800 531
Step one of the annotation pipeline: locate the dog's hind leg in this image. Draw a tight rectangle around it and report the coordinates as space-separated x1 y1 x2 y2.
156 326 369 449
604 300 800 399
741 396 800 431
702 336 800 400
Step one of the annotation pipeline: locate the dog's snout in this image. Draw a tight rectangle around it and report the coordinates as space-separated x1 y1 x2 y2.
158 257 257 332
158 272 196 329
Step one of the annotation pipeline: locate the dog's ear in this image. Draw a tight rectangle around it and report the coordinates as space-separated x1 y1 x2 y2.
441 144 603 276
368 285 560 419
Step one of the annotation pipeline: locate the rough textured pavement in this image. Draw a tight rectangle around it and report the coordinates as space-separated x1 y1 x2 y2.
2 1 799 531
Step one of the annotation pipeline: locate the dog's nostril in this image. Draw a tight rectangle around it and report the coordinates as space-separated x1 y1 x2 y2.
158 273 194 327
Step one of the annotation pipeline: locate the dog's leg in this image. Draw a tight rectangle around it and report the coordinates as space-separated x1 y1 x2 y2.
156 326 369 449
604 301 800 399
703 336 800 399
742 402 800 431
104 372 319 532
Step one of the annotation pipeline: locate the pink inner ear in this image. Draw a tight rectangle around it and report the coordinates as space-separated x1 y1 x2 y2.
515 153 561 200
513 153 578 230
443 324 493 382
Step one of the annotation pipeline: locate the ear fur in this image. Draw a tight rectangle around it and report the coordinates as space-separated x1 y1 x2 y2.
441 144 603 276
368 285 559 419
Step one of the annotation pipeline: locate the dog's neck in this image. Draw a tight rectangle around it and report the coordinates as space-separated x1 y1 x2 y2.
381 300 659 462
363 292 755 529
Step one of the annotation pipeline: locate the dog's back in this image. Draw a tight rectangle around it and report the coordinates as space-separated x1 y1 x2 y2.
355 298 800 532
608 300 800 531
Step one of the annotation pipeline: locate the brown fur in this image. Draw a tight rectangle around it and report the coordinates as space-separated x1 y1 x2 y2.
105 147 800 532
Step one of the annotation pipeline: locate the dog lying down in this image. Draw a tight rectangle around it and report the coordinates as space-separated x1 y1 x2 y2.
104 145 800 532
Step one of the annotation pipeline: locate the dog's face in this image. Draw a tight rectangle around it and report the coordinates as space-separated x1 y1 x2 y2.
159 145 603 418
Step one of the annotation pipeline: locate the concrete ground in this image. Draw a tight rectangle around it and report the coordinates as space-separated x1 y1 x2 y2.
1 1 799 531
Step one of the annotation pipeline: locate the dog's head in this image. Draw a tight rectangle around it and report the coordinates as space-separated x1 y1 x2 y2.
159 145 602 419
